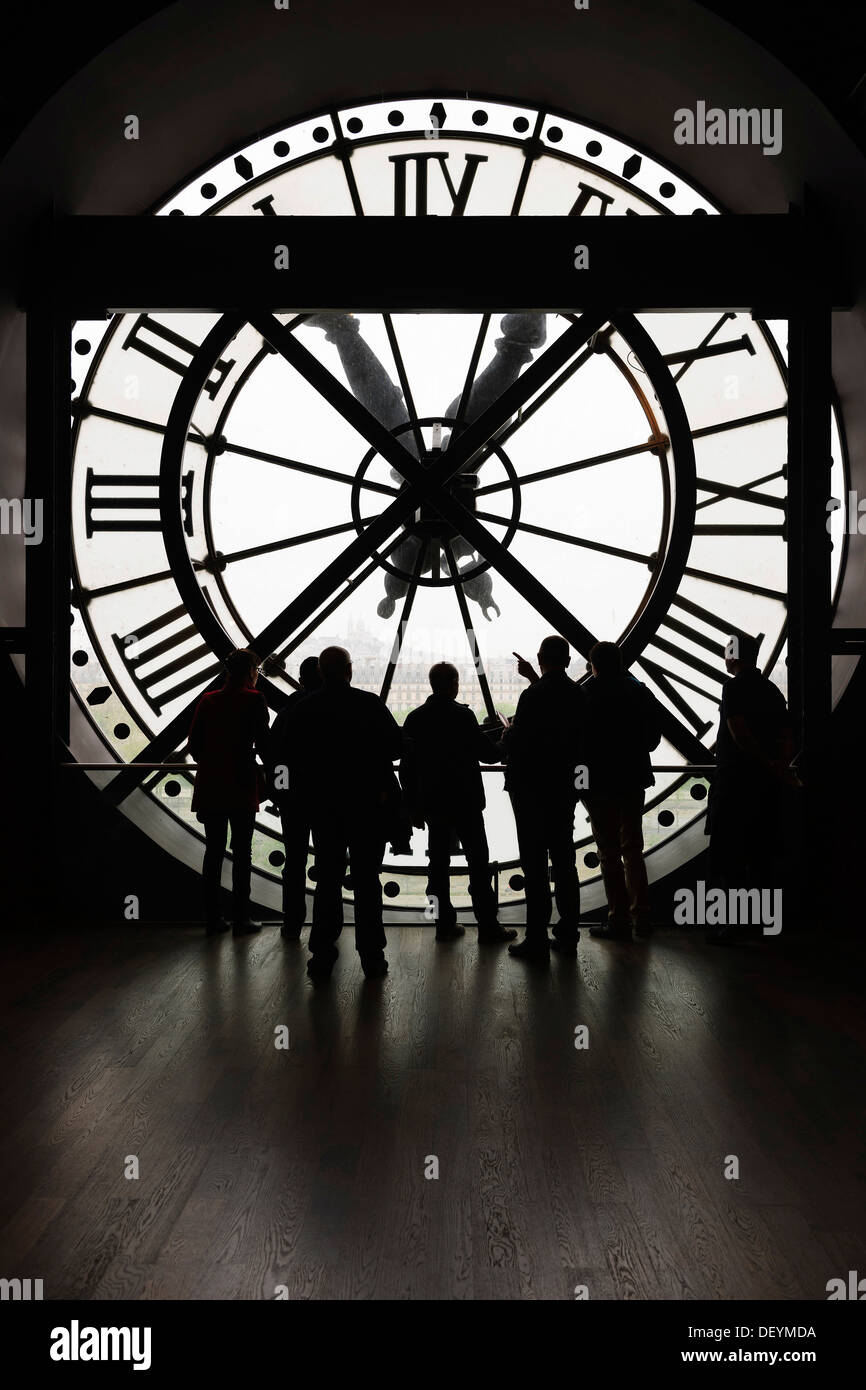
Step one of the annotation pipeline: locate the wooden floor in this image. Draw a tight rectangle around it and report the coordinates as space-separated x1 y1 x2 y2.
0 922 863 1300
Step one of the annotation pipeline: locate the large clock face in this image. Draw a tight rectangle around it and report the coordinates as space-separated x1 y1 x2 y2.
67 94 847 916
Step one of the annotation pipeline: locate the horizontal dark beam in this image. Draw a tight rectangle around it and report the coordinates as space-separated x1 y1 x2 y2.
831 628 866 654
21 214 850 314
61 762 717 773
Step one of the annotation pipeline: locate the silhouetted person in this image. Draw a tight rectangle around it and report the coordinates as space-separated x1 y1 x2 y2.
401 662 516 945
582 641 663 942
269 656 322 941
189 648 270 936
705 634 800 944
280 646 402 978
501 635 585 960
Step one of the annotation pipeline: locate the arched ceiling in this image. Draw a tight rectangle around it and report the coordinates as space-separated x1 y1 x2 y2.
3 2 866 165
2 0 866 228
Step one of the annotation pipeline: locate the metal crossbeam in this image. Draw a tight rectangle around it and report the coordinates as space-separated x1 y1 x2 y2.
21 213 852 314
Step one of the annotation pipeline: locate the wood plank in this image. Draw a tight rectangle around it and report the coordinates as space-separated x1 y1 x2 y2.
0 924 863 1300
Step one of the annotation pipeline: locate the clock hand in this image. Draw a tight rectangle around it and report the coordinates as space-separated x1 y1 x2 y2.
434 313 548 617
252 310 605 508
306 312 421 458
443 312 547 444
248 310 607 657
304 313 549 621
307 311 426 616
368 314 552 620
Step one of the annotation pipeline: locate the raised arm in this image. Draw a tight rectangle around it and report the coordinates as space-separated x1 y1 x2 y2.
513 651 540 684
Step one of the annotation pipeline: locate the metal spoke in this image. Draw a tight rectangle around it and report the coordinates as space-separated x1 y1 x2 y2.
70 401 207 447
217 518 374 567
277 531 408 664
695 468 786 512
693 523 784 536
82 567 181 601
476 436 666 497
379 543 426 702
382 315 425 459
671 312 736 384
683 563 786 603
282 313 314 333
475 510 653 567
462 329 610 472
443 542 497 720
252 311 422 490
331 109 365 217
693 405 787 440
221 438 400 498
453 314 492 429
509 109 546 217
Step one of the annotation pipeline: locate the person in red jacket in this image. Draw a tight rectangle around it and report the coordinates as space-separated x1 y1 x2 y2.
188 647 271 935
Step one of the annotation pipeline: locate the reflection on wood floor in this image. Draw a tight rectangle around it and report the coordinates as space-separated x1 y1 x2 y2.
0 924 863 1300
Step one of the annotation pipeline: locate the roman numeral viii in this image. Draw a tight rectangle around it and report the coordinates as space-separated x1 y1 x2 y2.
638 596 764 737
112 603 222 716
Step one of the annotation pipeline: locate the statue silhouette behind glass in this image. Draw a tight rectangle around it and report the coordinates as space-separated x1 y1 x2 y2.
308 312 548 620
